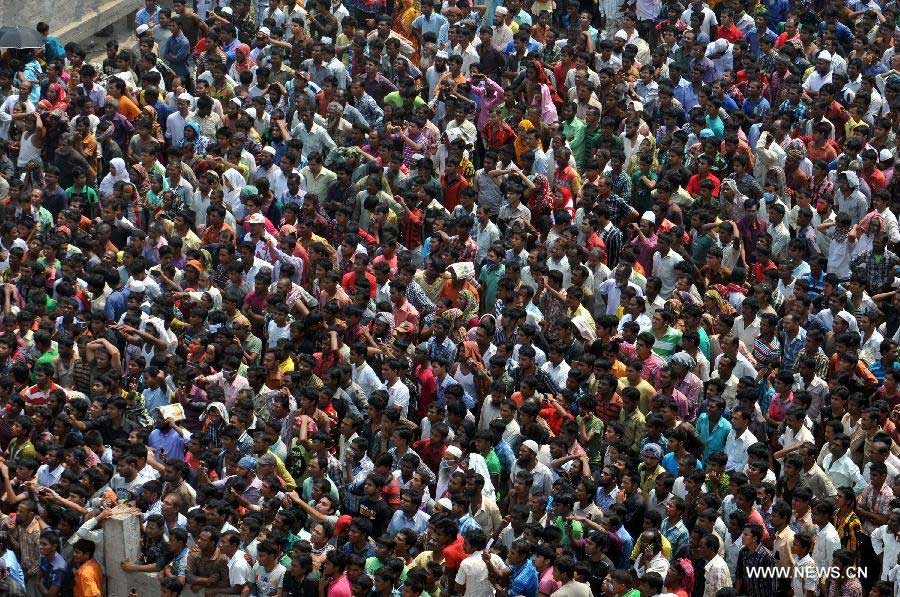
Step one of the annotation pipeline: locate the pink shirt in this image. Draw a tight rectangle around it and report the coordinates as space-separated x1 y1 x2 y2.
329 573 352 597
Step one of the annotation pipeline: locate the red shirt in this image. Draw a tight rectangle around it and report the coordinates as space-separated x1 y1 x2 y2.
382 475 402 508
341 270 377 297
413 437 447 475
415 365 437 418
716 24 744 42
328 573 352 597
442 535 469 571
441 175 468 212
23 381 62 407
685 172 721 197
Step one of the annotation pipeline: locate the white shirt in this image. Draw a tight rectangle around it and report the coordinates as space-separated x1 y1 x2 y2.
228 549 253 586
455 550 505 597
732 315 760 349
864 460 900 488
384 378 410 416
540 360 571 388
823 452 865 494
779 425 815 456
352 361 382 399
803 69 833 94
725 428 758 472
811 522 840 572
872 524 900 580
792 554 819 597
652 249 684 298
597 280 644 315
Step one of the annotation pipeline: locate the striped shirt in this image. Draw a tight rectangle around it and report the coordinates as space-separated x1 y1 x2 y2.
752 335 781 365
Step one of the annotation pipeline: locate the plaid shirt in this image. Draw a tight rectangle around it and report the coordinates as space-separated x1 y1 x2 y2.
781 327 807 372
859 483 894 535
851 249 900 292
736 544 778 597
610 173 632 206
779 99 809 124
600 194 633 229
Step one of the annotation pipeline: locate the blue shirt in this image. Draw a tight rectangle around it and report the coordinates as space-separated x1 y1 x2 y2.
387 508 431 536
148 427 190 461
761 0 789 30
509 559 539 597
104 286 130 322
675 83 700 114
39 552 66 589
142 386 169 414
411 12 448 39
135 5 161 25
458 514 482 535
164 33 192 78
3 550 25 591
494 440 515 476
615 526 634 569
742 97 770 118
696 413 732 461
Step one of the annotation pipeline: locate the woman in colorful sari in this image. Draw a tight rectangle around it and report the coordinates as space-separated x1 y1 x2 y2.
625 135 659 176
520 61 559 125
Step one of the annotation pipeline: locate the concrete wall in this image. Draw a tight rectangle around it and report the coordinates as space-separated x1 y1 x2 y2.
0 0 143 44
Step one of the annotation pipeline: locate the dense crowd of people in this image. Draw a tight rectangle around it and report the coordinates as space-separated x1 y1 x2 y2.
1 0 900 595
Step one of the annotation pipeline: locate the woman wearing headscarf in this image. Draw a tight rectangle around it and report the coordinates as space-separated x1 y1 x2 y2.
37 82 68 113
466 452 497 501
222 168 246 213
182 121 210 157
99 157 131 198
850 210 884 259
450 340 483 405
665 558 695 597
513 119 539 163
456 289 479 326
704 289 737 318
625 136 659 176
228 44 257 82
719 178 747 221
525 174 554 233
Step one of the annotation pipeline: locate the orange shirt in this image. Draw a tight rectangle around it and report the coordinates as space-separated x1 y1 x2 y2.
74 560 103 597
111 94 141 121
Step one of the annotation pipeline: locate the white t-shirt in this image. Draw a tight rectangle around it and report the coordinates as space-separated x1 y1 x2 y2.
249 562 286 596
455 550 506 597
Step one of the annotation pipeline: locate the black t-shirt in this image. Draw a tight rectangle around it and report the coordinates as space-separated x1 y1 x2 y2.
281 573 318 597
357 497 392 538
586 555 613 596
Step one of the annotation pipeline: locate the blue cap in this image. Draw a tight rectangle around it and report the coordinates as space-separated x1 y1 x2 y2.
699 128 716 139
238 455 257 469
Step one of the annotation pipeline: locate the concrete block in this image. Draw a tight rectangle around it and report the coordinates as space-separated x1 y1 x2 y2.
100 508 204 597
0 0 143 45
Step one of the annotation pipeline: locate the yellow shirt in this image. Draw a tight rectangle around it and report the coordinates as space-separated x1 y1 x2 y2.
617 377 656 414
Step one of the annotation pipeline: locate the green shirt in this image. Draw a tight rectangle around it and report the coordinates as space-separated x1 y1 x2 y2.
577 414 604 465
562 117 587 169
551 515 583 545
383 91 426 110
631 170 657 213
478 264 505 314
